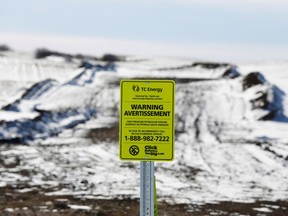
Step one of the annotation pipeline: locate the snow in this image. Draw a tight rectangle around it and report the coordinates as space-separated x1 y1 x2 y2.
253 207 273 213
0 182 7 187
4 208 14 212
69 205 92 210
0 52 288 205
0 110 38 121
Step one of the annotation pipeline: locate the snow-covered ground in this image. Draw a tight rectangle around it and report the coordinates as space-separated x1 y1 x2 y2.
0 51 288 207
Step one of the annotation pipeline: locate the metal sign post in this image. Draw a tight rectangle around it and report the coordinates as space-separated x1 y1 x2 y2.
140 161 154 216
119 80 175 216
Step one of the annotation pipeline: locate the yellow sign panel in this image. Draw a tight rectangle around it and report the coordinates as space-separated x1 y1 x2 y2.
119 80 175 161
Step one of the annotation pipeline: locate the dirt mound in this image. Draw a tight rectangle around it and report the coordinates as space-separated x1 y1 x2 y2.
222 66 241 79
192 61 230 69
243 72 287 121
243 72 266 90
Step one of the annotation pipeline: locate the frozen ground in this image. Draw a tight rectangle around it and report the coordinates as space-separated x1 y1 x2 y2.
0 51 288 214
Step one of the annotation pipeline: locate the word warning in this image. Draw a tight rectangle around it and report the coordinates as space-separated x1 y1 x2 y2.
119 80 175 161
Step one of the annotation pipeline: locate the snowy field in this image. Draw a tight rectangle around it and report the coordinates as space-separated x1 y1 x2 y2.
0 51 288 214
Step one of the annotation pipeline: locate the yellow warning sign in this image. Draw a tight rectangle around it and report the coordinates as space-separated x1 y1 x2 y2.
119 80 175 161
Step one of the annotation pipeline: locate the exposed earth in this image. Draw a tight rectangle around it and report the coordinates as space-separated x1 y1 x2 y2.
1 186 288 215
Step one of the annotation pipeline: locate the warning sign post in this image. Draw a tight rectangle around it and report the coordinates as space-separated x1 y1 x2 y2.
120 80 175 161
119 79 175 216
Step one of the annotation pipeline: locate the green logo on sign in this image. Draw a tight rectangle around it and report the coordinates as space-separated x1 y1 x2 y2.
132 85 140 92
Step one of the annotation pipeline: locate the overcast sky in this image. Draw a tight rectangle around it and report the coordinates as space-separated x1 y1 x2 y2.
1 0 288 62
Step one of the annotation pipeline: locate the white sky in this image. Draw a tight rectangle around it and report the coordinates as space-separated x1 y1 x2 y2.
1 0 288 62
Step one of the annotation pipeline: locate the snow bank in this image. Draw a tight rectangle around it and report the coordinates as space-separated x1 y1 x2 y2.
0 52 288 204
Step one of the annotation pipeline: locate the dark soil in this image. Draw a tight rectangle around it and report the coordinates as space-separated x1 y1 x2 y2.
0 186 288 215
87 125 119 143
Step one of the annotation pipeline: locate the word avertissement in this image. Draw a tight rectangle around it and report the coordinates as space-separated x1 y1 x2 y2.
124 104 171 117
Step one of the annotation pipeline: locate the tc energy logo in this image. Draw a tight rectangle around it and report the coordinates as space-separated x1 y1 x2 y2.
132 84 163 93
132 85 140 92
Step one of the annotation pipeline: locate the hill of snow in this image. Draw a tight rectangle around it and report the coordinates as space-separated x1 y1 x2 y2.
0 51 288 206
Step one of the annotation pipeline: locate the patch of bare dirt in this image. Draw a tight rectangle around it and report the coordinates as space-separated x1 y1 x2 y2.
0 186 288 215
